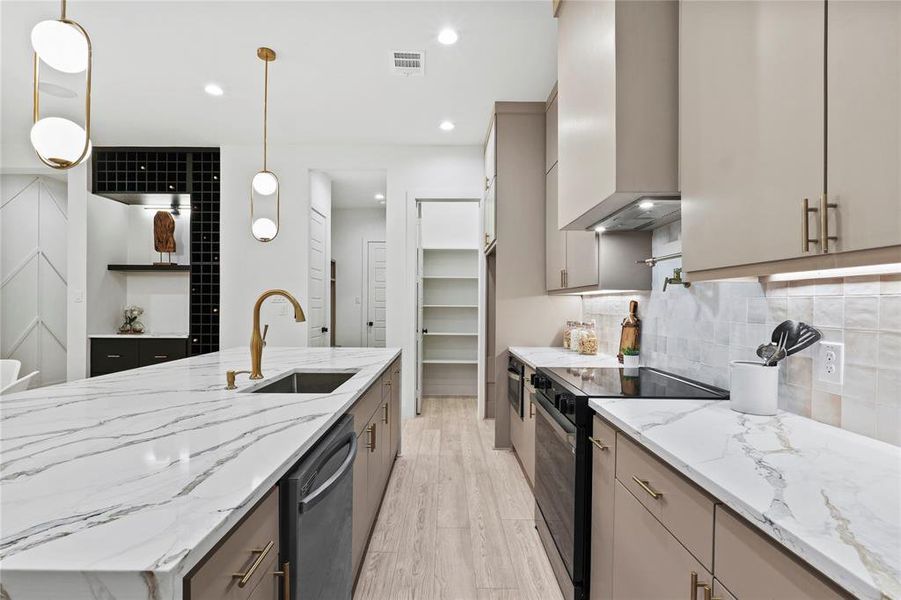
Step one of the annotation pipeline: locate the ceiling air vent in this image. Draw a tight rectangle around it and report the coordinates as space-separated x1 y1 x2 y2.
392 51 425 76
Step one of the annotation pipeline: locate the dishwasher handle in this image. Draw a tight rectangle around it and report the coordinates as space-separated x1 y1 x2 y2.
298 432 357 514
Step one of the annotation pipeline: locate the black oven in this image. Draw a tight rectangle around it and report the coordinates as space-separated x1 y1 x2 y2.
507 355 524 418
532 374 588 600
532 367 729 600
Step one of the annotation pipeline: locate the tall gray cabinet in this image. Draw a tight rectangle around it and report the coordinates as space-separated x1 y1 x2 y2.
482 102 579 443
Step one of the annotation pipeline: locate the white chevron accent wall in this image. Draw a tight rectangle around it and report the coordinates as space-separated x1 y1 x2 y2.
0 175 68 387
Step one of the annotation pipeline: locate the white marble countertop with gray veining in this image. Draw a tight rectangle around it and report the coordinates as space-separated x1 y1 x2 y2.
508 346 621 370
589 398 901 600
0 346 400 600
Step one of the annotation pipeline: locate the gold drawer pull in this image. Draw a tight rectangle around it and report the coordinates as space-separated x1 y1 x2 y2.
632 476 663 499
232 539 274 588
529 402 535 418
106 354 121 358
383 402 389 424
589 437 609 451
273 561 291 600
690 571 713 600
153 355 168 359
367 423 376 452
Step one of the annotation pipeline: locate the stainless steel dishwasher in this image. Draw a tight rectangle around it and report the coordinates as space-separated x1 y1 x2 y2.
281 414 356 599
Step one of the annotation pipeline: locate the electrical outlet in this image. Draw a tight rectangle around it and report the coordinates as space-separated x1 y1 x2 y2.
816 342 844 385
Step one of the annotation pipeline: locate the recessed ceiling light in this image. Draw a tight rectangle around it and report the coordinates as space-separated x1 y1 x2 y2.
438 28 459 45
594 225 607 233
204 83 224 97
439 120 455 131
374 193 385 200
639 200 655 210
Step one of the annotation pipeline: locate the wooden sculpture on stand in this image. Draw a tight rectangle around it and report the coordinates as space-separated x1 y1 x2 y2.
153 211 176 265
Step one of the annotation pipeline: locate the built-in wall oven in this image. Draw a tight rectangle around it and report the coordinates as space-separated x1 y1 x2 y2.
507 355 524 418
531 367 729 600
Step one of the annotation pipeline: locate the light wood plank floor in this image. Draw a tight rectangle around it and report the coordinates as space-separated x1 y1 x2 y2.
355 396 563 600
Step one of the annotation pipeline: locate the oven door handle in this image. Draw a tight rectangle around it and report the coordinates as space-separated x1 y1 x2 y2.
533 391 577 449
507 370 521 382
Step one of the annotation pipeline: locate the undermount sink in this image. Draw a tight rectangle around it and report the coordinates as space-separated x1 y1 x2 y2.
248 370 358 394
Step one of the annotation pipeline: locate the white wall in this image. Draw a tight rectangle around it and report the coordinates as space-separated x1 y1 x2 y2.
420 202 480 249
124 207 190 333
86 194 129 335
332 208 386 347
220 144 483 418
0 174 69 387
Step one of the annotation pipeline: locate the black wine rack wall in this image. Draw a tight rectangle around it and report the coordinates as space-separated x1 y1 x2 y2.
93 147 220 356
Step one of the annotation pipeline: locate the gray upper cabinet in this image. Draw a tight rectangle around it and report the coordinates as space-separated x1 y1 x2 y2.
681 1 824 274
545 79 644 293
545 86 558 174
546 164 567 291
682 0 901 277
484 120 497 251
827 1 901 255
545 84 600 292
556 0 679 231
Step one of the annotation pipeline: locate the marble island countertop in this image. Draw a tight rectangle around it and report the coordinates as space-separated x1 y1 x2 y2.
508 346 620 369
590 397 901 600
0 346 400 600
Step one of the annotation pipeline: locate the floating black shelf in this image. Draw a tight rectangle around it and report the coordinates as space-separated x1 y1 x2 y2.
108 264 191 272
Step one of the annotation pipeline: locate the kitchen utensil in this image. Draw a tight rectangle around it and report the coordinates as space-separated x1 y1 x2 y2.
730 360 779 415
756 342 779 363
765 331 788 366
785 323 822 357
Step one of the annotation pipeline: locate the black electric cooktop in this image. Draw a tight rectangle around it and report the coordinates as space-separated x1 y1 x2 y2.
542 366 729 400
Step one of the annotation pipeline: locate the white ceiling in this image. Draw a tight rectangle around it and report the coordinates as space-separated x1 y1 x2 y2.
326 169 387 209
1 1 557 155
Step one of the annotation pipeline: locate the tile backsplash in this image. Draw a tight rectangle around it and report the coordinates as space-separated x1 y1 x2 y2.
582 221 901 446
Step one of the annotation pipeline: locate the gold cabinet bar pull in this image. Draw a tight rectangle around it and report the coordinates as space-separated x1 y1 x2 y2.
632 476 663 499
273 561 290 600
589 437 609 451
801 197 818 252
383 402 389 424
820 194 838 253
232 539 274 588
529 401 535 418
368 423 377 452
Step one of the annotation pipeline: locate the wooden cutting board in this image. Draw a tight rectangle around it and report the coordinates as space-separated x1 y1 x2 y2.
617 300 640 363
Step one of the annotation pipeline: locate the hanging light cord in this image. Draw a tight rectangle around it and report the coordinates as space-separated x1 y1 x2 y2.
263 56 269 171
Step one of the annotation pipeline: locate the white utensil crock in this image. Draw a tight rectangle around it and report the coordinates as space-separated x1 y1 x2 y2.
623 354 640 368
729 360 779 416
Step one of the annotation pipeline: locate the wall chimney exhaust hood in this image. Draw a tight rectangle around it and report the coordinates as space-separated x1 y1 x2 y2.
556 0 680 232
592 197 681 232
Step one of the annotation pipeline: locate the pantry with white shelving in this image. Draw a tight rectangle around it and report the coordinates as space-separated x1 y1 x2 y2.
415 202 481 410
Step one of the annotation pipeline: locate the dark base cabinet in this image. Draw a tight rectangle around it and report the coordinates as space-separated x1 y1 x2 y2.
90 338 188 377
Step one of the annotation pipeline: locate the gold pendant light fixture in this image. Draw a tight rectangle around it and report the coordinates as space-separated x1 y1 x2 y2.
251 47 279 242
31 0 92 169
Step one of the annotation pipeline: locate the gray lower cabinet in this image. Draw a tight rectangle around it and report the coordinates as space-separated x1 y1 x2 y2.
595 415 850 600
612 481 712 600
90 337 188 376
350 358 401 583
186 487 283 600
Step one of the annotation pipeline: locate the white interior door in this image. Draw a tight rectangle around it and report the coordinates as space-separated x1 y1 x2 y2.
308 207 329 347
365 241 387 347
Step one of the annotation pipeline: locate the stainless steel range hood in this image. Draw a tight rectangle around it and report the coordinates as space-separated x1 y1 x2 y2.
592 197 681 232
